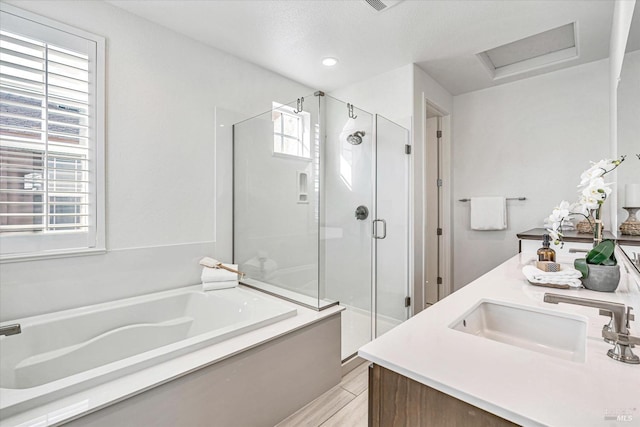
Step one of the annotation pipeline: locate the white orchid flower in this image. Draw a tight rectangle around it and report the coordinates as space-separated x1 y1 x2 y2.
547 157 622 247
580 167 605 186
579 159 614 186
557 200 572 211
570 202 589 216
549 204 570 223
581 177 612 201
579 193 600 210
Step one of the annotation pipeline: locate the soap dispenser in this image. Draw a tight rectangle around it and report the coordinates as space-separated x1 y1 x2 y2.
537 234 556 262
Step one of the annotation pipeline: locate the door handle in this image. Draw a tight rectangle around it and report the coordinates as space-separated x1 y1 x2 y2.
373 219 387 239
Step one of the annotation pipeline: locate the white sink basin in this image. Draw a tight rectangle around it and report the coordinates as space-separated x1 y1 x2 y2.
450 300 587 362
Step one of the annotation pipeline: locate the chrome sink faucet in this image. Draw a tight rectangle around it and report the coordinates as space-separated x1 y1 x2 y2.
543 293 639 364
543 294 628 334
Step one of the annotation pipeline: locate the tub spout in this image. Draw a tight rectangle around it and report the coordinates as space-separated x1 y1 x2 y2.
0 323 21 336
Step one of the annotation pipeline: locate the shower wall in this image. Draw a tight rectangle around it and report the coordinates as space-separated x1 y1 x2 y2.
233 102 320 299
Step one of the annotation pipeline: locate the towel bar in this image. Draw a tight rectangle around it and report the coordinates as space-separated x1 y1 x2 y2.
459 197 526 202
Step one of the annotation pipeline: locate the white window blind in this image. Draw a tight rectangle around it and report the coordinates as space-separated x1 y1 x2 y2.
0 5 105 259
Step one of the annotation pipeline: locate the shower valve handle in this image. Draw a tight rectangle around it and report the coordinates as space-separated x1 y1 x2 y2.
355 205 369 220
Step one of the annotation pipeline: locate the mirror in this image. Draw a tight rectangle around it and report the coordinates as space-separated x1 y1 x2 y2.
616 3 640 271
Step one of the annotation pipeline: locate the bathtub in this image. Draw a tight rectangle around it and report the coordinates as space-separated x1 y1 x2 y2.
0 286 297 420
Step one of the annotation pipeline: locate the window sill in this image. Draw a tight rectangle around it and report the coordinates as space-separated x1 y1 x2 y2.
272 152 312 162
0 247 107 264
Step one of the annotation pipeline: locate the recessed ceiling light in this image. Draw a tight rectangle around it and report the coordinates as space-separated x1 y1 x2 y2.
322 57 338 67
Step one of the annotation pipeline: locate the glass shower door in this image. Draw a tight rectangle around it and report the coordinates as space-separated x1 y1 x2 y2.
233 94 410 360
374 115 410 337
321 95 374 360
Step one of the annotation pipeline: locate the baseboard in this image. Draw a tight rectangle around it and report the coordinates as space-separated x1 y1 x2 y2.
342 354 367 376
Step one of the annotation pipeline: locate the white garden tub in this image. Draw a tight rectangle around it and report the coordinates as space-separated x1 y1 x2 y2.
0 286 296 419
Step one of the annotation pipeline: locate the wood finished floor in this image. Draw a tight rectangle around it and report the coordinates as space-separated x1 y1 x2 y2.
275 362 368 427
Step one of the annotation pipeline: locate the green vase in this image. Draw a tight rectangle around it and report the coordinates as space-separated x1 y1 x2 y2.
581 265 621 292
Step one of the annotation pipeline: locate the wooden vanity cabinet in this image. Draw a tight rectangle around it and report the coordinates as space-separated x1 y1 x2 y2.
368 364 518 427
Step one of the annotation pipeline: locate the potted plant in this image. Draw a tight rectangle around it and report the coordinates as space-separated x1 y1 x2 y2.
546 157 625 291
574 239 620 292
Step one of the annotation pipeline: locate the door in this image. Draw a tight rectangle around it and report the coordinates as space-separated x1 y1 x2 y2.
374 115 410 337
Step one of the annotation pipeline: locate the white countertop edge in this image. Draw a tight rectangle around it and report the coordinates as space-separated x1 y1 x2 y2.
0 287 344 427
358 252 640 427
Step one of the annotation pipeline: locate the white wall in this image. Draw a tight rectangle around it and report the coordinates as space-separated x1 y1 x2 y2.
330 64 413 130
452 58 610 290
0 0 311 321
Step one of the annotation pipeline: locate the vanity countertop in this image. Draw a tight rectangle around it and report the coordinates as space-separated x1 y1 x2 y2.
359 252 640 427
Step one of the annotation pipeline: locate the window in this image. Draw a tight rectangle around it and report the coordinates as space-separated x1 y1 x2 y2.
272 102 310 159
0 4 105 260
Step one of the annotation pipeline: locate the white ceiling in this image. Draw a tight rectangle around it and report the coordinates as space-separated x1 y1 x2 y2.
108 0 629 95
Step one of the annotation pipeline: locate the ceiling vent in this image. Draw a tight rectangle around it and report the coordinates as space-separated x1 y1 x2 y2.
364 0 404 12
477 23 578 80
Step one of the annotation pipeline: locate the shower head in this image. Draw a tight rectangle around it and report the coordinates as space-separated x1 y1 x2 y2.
347 131 365 145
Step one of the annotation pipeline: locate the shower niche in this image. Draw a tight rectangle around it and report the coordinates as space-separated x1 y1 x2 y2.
233 92 410 360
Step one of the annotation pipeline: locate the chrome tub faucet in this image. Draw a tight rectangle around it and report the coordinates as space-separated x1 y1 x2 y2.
0 323 21 336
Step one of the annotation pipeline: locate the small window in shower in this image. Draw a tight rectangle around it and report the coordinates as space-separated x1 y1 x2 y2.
272 102 311 160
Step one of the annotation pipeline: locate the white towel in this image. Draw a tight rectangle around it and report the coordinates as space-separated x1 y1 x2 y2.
522 265 582 287
470 196 507 231
201 265 239 283
202 280 238 291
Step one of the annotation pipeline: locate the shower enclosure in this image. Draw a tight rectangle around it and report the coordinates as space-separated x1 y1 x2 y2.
233 92 409 360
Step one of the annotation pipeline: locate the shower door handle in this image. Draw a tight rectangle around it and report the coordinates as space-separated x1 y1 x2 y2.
373 219 387 239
